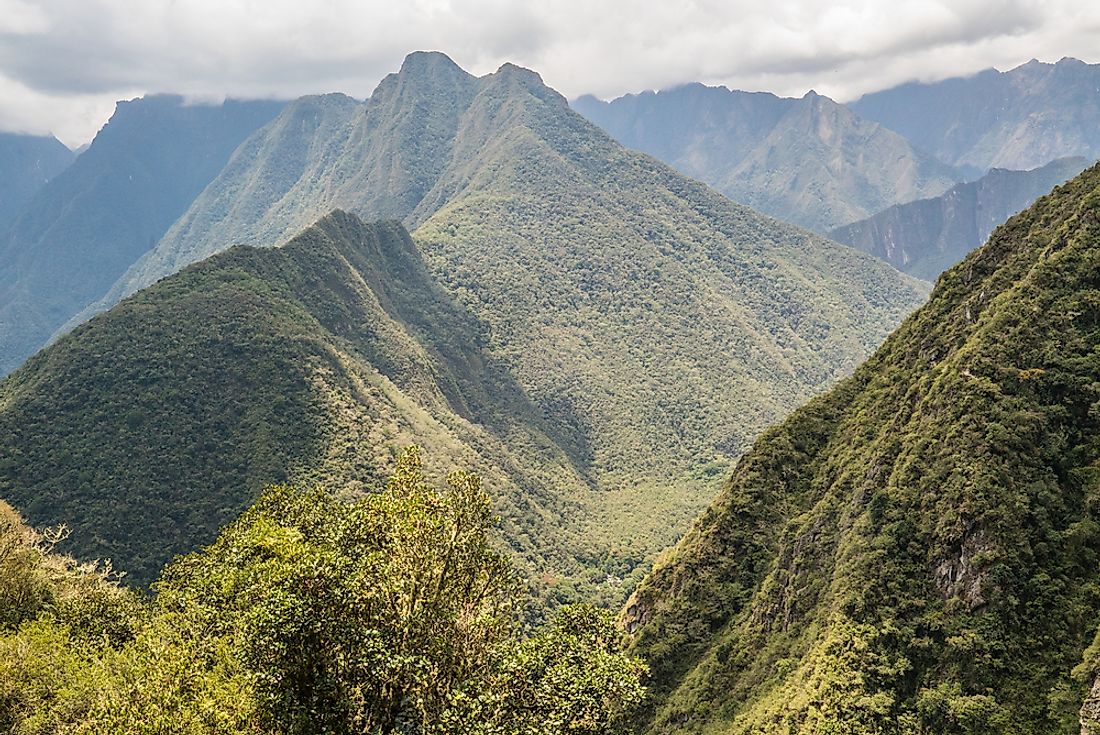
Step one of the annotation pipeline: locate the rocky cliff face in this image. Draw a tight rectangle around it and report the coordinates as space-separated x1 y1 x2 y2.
852 57 1100 171
1082 676 1100 735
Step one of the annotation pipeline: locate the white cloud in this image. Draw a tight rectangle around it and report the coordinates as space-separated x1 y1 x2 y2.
0 0 1098 145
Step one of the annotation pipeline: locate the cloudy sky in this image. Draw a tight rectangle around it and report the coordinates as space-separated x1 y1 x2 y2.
1 0 1099 146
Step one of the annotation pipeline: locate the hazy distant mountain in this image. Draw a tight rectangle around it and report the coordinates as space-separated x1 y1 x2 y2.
852 57 1100 171
0 95 284 376
0 132 73 233
573 84 961 231
626 161 1100 735
830 157 1090 279
18 52 928 598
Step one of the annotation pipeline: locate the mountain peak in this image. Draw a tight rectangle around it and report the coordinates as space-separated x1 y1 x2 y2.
480 61 565 106
398 50 463 75
491 61 546 86
371 51 476 104
1013 57 1051 74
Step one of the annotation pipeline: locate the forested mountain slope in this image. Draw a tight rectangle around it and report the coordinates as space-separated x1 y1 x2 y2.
0 95 284 375
830 157 1090 279
626 162 1100 734
54 52 928 587
573 83 960 232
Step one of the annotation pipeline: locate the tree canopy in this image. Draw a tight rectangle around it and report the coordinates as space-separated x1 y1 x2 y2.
0 448 646 734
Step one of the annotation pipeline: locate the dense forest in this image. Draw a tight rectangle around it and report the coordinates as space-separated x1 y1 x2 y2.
626 162 1100 733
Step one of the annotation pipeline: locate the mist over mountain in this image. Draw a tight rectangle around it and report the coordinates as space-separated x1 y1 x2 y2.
0 132 73 234
0 95 285 376
625 162 1100 734
852 57 1100 171
830 156 1091 279
573 83 961 232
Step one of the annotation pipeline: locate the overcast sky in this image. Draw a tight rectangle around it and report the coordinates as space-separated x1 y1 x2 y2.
1 0 1099 147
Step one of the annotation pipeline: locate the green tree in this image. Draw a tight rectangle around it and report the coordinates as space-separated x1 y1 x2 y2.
0 448 646 734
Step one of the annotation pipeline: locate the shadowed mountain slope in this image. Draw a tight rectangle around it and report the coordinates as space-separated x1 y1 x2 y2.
0 212 593 590
0 132 73 233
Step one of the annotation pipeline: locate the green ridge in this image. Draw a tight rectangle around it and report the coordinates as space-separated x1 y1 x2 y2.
627 162 1100 733
0 213 590 591
2 53 927 603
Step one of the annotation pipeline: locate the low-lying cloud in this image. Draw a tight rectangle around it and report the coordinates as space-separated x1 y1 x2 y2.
1 0 1098 146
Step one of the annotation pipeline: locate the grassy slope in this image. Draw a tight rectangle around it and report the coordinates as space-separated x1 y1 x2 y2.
626 163 1100 733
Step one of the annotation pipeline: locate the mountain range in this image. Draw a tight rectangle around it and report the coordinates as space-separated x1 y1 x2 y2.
830 156 1090 279
573 84 960 232
0 95 285 376
852 57 1100 171
4 56 1098 377
2 47 1100 733
625 161 1100 733
0 53 926 599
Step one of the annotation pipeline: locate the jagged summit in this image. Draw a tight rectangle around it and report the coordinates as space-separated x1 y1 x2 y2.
492 61 545 84
387 50 474 88
398 49 465 73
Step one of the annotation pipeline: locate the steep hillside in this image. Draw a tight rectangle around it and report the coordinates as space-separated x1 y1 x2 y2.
574 84 960 231
626 162 1100 733
0 95 284 376
831 157 1090 279
0 132 73 233
0 212 595 590
852 57 1100 171
72 53 927 586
